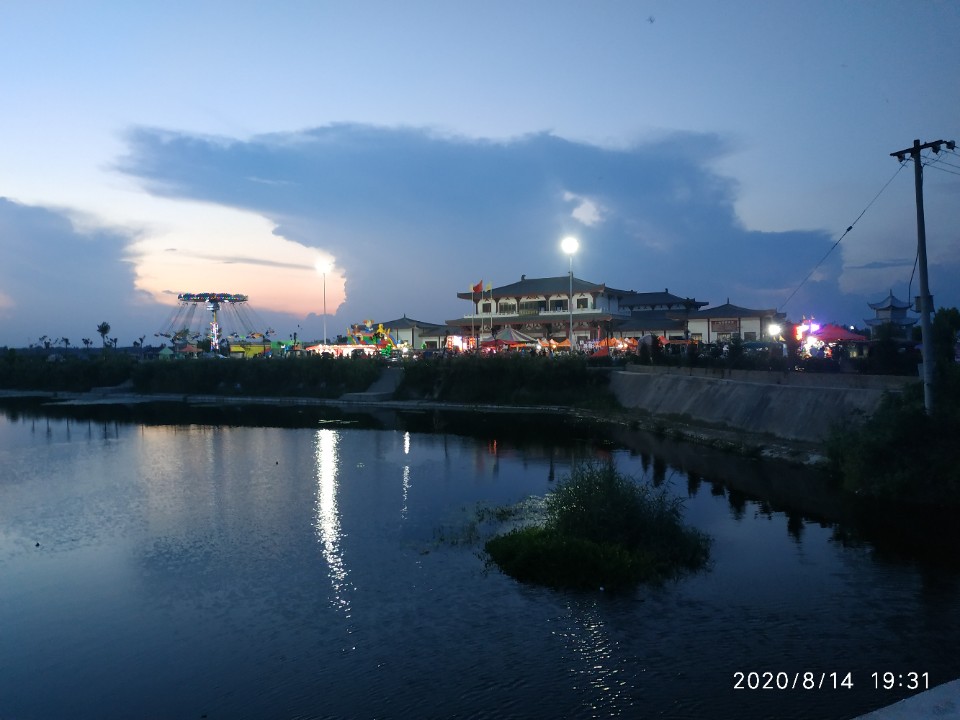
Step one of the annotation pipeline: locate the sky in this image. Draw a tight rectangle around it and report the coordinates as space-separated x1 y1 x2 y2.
1 0 958 348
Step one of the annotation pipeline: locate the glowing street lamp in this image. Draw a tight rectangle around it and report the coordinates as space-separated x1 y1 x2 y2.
561 236 579 350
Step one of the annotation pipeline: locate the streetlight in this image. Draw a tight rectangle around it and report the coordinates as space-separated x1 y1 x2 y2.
561 236 579 351
315 259 331 345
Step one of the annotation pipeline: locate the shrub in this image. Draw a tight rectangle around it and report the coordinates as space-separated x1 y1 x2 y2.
397 353 616 408
826 364 960 505
484 462 709 591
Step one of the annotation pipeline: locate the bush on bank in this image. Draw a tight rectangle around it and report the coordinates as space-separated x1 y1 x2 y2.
0 350 382 398
397 353 616 408
826 363 960 506
129 355 381 397
484 463 710 592
0 349 136 391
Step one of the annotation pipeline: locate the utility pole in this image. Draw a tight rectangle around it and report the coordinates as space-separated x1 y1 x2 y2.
890 138 956 414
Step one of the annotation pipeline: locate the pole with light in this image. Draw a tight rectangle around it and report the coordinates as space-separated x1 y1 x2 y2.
315 259 331 346
561 236 579 351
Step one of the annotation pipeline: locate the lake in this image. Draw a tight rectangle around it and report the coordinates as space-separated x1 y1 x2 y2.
1 400 958 720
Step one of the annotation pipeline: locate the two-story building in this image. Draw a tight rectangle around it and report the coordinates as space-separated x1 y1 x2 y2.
448 276 783 348
448 274 634 345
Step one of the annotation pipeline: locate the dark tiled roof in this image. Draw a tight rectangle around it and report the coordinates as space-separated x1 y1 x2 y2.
619 290 707 309
614 311 686 332
864 317 916 327
868 292 912 311
378 316 444 330
689 302 781 319
456 275 606 300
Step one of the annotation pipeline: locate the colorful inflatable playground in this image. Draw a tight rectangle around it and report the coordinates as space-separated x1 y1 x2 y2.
309 321 399 357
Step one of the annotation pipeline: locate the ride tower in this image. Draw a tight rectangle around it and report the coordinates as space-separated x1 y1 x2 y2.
157 292 273 355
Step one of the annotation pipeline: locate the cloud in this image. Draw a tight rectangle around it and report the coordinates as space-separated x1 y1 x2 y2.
0 197 163 346
846 258 914 271
170 248 315 271
563 191 604 226
117 123 860 327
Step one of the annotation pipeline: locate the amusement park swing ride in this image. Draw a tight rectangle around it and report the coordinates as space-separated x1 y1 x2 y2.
156 292 408 358
156 293 275 354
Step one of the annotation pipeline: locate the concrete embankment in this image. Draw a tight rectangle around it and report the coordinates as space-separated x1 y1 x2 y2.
850 678 960 719
609 365 914 444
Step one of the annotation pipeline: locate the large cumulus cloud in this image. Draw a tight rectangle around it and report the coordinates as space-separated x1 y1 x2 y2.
118 124 846 325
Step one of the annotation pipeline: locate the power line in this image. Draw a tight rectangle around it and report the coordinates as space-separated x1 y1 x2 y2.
926 164 960 177
778 162 908 312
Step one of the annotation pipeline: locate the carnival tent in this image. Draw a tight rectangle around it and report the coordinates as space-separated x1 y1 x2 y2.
494 327 538 344
480 338 511 351
813 324 868 343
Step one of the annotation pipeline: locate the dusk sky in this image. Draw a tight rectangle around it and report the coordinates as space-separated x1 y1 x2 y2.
2 1 958 347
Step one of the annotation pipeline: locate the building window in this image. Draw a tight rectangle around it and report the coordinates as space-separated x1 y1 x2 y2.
481 302 492 313
499 302 516 314
576 297 589 309
519 300 543 316
690 333 702 341
743 331 757 341
551 299 567 312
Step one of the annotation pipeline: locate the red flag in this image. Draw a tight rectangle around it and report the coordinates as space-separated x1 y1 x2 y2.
472 280 483 293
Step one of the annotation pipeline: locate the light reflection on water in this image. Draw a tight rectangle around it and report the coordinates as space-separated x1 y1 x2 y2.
0 407 958 720
314 428 353 623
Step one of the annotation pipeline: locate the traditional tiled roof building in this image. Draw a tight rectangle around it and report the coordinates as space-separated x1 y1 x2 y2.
448 275 780 347
448 274 634 344
614 289 708 339
377 315 445 348
864 291 916 340
685 301 784 344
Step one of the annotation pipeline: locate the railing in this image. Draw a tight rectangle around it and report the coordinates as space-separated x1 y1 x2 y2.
461 308 632 320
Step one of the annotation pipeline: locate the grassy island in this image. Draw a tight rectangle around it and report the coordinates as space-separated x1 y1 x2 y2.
484 463 710 592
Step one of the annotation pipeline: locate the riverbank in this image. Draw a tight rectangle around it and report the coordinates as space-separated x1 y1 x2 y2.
851 678 960 720
0 382 831 467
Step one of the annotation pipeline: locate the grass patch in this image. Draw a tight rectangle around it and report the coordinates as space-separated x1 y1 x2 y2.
825 364 960 506
484 462 709 592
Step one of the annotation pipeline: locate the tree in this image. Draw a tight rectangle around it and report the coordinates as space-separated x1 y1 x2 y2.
97 322 111 347
933 307 960 367
61 338 70 350
82 338 92 351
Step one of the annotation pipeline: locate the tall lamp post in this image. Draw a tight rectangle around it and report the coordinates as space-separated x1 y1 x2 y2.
561 236 579 351
316 259 331 345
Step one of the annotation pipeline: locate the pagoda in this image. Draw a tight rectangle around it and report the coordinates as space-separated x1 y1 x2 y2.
864 291 916 340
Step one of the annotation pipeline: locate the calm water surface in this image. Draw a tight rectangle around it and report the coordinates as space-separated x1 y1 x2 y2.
0 404 958 720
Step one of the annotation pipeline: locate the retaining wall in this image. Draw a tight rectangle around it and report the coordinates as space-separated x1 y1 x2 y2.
609 366 915 444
